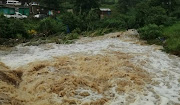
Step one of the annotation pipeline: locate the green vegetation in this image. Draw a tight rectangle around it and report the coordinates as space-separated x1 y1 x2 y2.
114 0 180 56
37 17 66 35
163 22 180 55
0 15 28 39
163 22 180 38
138 24 163 40
0 0 179 56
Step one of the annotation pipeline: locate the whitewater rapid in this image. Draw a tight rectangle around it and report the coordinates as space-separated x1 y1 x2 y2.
0 31 180 105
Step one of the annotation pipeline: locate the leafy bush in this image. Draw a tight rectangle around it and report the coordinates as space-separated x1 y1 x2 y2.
38 17 66 35
58 13 82 32
135 4 174 27
171 8 180 19
84 10 100 31
138 24 163 40
126 15 136 29
23 19 39 31
145 6 168 25
9 19 28 38
163 22 180 55
0 15 28 39
72 28 81 34
164 38 180 54
59 10 100 32
100 17 126 30
0 15 11 38
163 22 180 38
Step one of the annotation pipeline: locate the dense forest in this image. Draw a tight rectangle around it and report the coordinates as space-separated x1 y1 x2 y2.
0 0 180 55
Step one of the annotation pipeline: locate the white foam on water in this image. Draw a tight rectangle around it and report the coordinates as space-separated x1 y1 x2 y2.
0 32 180 105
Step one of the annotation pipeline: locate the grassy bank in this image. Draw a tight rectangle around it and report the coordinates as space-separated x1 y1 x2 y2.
163 22 180 56
138 22 180 56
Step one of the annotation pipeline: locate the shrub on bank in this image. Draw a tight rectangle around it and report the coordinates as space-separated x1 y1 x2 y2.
38 17 66 35
164 38 180 55
0 15 11 38
58 10 100 32
0 15 28 39
138 24 163 40
100 16 126 30
163 22 180 38
163 22 180 55
58 12 82 32
9 19 28 38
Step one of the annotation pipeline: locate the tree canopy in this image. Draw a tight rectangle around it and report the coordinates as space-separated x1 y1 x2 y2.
72 0 100 14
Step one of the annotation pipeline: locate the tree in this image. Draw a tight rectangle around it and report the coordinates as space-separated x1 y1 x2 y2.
117 0 142 13
149 0 180 15
135 1 170 27
72 0 100 14
145 6 168 25
40 0 63 9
